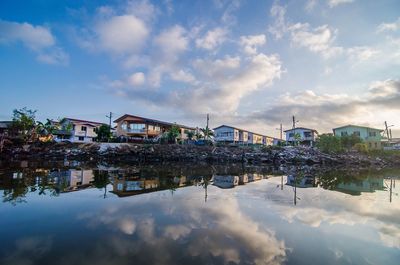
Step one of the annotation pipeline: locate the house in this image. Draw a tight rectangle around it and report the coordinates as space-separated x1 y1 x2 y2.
332 125 383 150
284 127 318 146
0 121 12 136
213 125 278 146
52 118 106 143
113 114 196 141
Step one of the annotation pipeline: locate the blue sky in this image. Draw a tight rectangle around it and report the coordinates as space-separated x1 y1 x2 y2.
0 0 399 137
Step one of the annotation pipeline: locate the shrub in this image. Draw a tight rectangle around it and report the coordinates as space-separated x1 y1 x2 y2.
316 134 343 153
353 143 369 153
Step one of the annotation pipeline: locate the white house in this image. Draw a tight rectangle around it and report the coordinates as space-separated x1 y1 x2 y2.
53 118 106 143
284 127 318 146
213 125 278 146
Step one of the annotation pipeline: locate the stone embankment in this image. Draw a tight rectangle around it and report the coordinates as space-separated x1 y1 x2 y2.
1 142 398 168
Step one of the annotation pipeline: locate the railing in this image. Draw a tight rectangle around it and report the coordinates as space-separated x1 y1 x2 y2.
124 129 146 133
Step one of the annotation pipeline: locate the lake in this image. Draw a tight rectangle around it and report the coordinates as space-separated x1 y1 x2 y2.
0 162 399 265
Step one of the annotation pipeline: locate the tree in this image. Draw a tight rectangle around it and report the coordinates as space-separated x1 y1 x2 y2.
35 119 57 137
201 128 214 139
94 124 111 142
316 134 342 153
340 134 362 149
166 125 180 143
293 133 301 146
11 107 37 143
187 130 194 141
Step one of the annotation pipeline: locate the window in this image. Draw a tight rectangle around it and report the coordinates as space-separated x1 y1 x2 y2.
289 133 294 137
78 137 84 141
369 131 377 137
375 142 378 148
121 123 128 130
81 126 87 131
353 131 360 137
341 131 348 136
304 132 311 138
72 124 76 130
130 123 145 130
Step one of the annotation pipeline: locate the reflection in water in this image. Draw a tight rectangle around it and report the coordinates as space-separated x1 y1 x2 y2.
0 165 399 265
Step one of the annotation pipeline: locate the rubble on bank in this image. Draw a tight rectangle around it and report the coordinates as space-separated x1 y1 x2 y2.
0 142 398 168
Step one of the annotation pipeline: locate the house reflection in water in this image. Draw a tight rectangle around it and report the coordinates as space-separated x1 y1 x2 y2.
109 170 198 197
286 175 317 188
335 178 385 196
50 169 95 192
213 173 265 189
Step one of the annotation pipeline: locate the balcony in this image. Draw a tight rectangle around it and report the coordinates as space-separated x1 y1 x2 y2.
124 128 146 134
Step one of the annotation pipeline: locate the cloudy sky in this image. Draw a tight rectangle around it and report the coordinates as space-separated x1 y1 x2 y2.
0 0 399 137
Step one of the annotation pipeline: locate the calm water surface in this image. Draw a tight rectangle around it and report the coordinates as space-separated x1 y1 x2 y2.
0 163 399 265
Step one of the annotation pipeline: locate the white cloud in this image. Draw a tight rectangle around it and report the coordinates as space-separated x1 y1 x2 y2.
170 69 196 84
250 79 400 132
289 23 343 58
111 52 282 115
240 34 266 55
305 0 318 12
377 17 400 33
36 48 69 65
193 55 241 78
328 0 355 8
268 3 343 59
128 72 146 86
96 15 149 55
220 0 241 25
154 25 188 57
347 46 380 62
125 0 158 22
268 2 288 40
196 27 228 50
0 20 54 50
0 20 68 65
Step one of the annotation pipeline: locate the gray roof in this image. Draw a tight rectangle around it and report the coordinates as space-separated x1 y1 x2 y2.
213 124 278 140
284 127 318 133
0 121 12 129
332 124 383 132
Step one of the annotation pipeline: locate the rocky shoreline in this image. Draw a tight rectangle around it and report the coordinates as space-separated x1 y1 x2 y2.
1 142 399 168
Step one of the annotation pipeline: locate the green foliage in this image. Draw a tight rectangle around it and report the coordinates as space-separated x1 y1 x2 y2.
59 118 73 131
316 133 366 153
11 107 37 142
167 125 181 143
201 127 214 139
36 119 57 137
316 134 343 153
94 124 111 142
340 134 362 149
186 130 194 140
353 143 369 153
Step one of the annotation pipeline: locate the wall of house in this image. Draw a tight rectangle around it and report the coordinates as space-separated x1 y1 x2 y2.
214 126 236 142
285 129 313 142
333 126 382 141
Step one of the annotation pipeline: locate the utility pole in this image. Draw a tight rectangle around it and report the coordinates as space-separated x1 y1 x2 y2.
292 116 296 129
385 121 389 140
389 129 392 141
106 112 113 142
206 114 209 140
292 116 299 146
276 123 283 140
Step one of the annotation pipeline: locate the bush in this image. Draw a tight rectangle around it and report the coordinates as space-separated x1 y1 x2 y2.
353 143 369 153
316 134 342 153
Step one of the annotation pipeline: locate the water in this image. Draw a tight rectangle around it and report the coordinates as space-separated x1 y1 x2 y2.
0 163 399 265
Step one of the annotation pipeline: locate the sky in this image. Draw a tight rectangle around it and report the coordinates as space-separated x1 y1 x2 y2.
0 0 399 137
